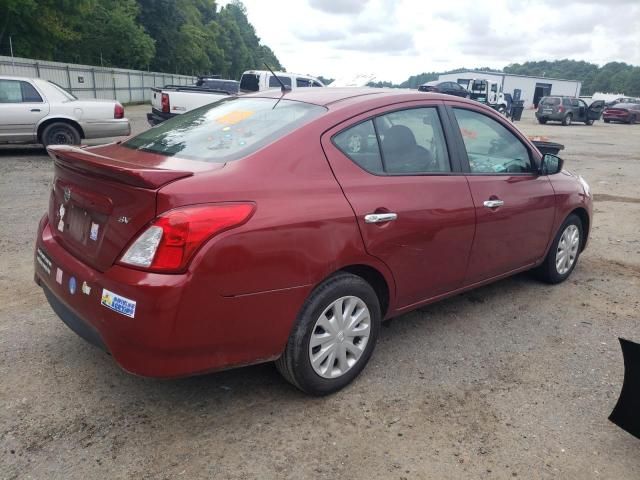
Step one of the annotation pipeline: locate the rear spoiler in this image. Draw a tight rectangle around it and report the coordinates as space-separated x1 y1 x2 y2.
48 145 193 189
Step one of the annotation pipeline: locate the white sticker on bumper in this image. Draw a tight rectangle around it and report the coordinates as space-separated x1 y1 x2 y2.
100 289 136 318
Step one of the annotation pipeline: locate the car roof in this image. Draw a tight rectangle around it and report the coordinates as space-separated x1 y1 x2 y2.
0 75 39 82
243 87 471 109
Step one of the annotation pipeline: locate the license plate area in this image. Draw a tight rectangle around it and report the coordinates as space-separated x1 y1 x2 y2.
66 205 92 244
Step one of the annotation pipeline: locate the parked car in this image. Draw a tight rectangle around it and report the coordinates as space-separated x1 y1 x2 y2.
239 70 324 93
605 96 640 107
418 80 470 98
536 96 605 126
35 89 592 395
0 76 130 146
147 77 238 126
603 103 640 124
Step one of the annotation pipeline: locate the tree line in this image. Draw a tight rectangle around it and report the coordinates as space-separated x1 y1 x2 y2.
369 60 640 96
0 0 283 79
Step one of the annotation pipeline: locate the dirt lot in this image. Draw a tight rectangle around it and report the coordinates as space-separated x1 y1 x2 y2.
1 105 639 479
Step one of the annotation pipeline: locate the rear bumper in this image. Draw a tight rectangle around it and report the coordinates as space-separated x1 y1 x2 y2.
147 109 177 126
34 215 307 378
80 119 131 139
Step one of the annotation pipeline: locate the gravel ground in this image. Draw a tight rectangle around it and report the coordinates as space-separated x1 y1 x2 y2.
1 106 639 479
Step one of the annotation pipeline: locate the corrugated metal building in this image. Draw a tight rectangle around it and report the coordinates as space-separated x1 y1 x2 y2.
438 70 582 108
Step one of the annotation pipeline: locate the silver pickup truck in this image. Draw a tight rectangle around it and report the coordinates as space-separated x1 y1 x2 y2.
0 75 130 146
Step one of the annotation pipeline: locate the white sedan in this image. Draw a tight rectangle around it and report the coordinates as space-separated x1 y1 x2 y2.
0 76 130 146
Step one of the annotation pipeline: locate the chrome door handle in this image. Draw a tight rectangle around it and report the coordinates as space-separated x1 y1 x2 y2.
483 199 504 208
31 108 41 112
364 212 398 224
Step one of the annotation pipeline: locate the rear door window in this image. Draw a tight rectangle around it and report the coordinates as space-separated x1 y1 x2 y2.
296 78 312 88
0 80 23 102
123 97 326 163
453 108 533 174
333 107 451 175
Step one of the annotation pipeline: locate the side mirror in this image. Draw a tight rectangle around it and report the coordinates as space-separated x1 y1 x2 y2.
540 154 563 175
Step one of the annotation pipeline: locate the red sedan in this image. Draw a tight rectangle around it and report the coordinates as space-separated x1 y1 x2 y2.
35 89 592 395
603 103 640 124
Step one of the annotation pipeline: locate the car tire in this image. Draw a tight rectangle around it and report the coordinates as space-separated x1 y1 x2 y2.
534 214 583 284
562 114 572 126
42 122 81 147
276 272 381 396
585 119 594 126
538 118 548 124
629 115 637 125
604 119 611 123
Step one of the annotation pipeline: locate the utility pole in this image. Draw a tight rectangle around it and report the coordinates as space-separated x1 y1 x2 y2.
9 35 14 67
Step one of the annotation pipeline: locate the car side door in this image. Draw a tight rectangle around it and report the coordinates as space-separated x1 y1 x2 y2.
0 79 49 142
587 100 605 120
446 104 556 285
321 102 476 309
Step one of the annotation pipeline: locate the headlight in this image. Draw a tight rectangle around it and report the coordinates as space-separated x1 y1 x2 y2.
579 176 591 197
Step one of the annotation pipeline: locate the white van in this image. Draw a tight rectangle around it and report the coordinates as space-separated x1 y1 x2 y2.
239 70 325 93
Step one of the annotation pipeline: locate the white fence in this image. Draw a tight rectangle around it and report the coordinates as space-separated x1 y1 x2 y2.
0 55 197 103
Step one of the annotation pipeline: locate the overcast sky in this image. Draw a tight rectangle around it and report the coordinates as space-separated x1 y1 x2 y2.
222 0 640 83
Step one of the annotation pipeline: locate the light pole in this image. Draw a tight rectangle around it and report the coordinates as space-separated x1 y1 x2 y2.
9 35 15 67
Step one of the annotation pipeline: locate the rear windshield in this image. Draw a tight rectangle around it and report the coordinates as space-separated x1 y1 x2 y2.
240 73 259 92
540 97 561 106
123 97 326 163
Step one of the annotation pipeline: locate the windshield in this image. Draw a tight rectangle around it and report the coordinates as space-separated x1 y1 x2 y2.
123 97 326 163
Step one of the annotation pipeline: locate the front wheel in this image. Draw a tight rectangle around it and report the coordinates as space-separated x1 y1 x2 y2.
276 273 381 395
534 214 583 284
585 119 594 126
538 117 548 124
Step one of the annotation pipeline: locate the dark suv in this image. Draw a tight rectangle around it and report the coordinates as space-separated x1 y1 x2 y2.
536 96 605 126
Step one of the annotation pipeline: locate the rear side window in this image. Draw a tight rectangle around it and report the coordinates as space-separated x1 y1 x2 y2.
541 97 560 106
333 107 450 175
240 73 259 92
453 108 532 174
123 97 326 163
333 120 384 174
296 78 312 88
268 75 292 88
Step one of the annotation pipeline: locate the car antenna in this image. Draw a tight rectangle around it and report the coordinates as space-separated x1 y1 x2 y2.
264 62 291 94
264 62 290 110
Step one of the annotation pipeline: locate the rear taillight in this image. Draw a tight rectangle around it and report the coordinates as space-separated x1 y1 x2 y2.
161 93 170 113
114 103 124 119
118 203 255 273
558 106 564 113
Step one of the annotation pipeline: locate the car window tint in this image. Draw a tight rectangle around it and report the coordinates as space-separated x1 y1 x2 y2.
333 120 384 174
296 78 311 88
0 80 23 103
375 107 451 174
312 81 323 87
21 81 43 102
453 108 533 174
268 75 292 87
124 97 326 163
571 99 579 107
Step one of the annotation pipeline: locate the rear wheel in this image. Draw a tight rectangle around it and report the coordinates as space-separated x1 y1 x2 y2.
630 115 637 124
534 214 583 284
538 118 548 124
562 114 572 126
41 122 81 147
604 119 611 123
276 272 381 395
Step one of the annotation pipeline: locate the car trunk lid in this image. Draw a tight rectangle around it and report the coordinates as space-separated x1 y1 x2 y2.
47 144 201 272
